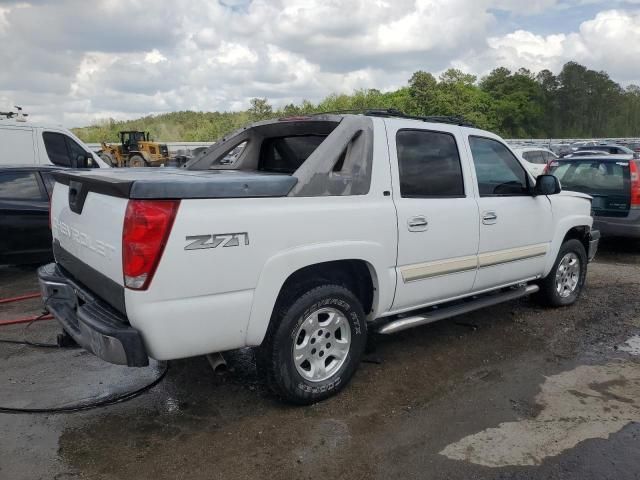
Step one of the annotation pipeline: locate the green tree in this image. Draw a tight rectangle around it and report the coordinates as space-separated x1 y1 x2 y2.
408 71 437 115
72 62 640 143
480 68 544 137
248 98 273 121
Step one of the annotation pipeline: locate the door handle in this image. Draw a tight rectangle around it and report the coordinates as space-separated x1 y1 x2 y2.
482 211 498 225
408 216 428 232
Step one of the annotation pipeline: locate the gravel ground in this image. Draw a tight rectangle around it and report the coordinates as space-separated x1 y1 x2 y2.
0 238 638 480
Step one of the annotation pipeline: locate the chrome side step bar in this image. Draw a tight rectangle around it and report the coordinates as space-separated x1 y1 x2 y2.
376 284 540 335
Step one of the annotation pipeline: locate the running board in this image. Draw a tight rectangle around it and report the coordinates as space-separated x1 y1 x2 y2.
376 284 540 335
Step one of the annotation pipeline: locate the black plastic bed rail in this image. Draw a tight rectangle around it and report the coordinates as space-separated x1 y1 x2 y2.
51 169 299 200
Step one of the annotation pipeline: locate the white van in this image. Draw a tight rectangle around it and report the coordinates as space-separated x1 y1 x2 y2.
0 119 108 168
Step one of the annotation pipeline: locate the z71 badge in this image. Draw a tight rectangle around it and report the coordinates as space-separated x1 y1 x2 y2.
185 232 249 250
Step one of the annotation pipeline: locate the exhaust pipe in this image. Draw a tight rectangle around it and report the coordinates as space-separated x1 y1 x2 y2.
206 352 228 374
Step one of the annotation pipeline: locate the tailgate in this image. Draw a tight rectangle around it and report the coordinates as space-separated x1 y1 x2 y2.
50 181 127 312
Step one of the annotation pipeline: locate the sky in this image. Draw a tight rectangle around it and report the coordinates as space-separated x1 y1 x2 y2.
1 0 640 127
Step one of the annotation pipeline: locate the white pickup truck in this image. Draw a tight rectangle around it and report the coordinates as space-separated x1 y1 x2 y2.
38 111 600 404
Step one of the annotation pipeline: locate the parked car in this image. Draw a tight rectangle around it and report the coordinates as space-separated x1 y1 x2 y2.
0 165 63 265
39 112 599 404
565 150 611 158
576 144 637 158
549 143 573 157
512 147 558 177
571 141 598 151
0 119 108 168
622 142 640 154
549 155 640 238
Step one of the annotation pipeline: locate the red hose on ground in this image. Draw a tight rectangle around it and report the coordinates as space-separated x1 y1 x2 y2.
0 314 53 327
0 292 41 304
0 291 52 326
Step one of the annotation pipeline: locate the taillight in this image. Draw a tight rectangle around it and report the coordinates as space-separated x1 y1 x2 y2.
122 200 179 290
630 160 640 208
544 160 559 174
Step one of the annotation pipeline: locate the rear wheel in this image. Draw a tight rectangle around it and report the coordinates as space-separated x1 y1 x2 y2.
258 284 367 404
538 239 587 306
128 154 146 167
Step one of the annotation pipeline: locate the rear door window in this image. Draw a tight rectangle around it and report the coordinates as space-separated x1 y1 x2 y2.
524 151 546 165
0 172 45 200
396 129 465 197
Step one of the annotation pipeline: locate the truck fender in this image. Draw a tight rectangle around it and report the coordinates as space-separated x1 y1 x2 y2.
244 241 395 346
543 214 593 277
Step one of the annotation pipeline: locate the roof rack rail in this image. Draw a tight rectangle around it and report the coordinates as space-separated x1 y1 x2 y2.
310 108 476 127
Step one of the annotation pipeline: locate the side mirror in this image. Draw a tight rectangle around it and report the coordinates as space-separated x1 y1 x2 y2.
75 153 95 168
535 174 561 195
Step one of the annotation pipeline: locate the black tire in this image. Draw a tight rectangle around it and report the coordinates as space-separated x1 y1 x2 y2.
128 154 146 167
538 239 587 307
258 284 367 404
98 152 114 167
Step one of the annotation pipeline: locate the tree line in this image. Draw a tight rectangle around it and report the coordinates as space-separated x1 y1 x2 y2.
73 61 640 143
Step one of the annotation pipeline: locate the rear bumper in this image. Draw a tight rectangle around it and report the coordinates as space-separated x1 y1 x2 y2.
593 209 640 239
37 263 148 367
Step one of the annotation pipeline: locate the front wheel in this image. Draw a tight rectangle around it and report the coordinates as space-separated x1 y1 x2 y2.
128 154 146 168
538 239 587 307
258 284 367 404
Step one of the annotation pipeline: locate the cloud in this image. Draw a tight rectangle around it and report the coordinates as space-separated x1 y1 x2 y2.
0 0 638 126
457 9 640 84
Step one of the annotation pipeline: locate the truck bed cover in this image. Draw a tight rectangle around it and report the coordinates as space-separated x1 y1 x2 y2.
53 168 298 199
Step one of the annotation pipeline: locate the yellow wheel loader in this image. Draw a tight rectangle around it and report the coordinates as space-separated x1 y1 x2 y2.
99 131 170 167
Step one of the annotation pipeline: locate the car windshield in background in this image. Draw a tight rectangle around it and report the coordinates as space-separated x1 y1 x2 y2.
578 145 633 155
551 160 630 196
569 151 609 157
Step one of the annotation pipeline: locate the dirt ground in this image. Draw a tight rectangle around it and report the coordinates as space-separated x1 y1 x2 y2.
1 238 639 480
